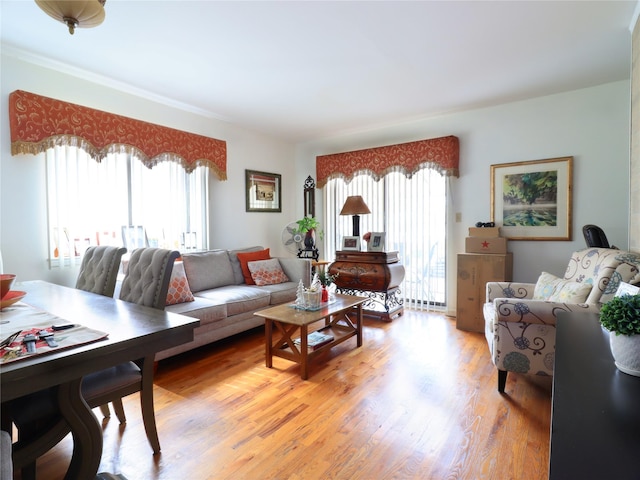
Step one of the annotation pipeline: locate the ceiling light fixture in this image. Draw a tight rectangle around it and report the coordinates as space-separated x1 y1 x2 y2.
35 0 106 35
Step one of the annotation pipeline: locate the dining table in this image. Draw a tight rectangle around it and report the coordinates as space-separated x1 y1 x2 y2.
0 280 199 480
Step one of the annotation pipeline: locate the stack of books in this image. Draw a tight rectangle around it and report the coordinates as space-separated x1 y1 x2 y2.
294 330 334 350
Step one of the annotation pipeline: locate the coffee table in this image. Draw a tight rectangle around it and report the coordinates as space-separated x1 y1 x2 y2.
254 294 365 379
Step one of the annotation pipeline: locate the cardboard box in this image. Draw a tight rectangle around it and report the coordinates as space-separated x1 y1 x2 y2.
456 252 513 332
468 226 500 237
465 236 508 254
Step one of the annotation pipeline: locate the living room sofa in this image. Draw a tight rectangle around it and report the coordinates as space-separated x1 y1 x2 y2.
156 246 311 361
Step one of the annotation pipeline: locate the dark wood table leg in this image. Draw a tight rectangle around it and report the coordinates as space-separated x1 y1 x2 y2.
57 379 102 480
265 319 273 368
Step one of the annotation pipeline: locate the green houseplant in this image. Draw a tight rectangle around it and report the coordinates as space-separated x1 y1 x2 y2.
600 294 640 376
295 216 323 249
600 294 640 336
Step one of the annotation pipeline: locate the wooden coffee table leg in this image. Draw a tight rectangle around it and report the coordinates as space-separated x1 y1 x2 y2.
300 324 309 380
265 319 273 368
356 305 363 347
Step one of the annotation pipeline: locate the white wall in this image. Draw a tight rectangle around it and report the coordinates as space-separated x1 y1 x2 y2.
1 52 630 312
1 54 298 286
297 81 631 314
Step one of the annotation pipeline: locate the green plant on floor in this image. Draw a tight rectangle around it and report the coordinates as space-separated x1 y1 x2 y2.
600 294 640 336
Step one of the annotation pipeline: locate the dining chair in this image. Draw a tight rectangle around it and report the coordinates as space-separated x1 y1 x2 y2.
75 245 127 420
76 245 127 423
0 430 11 480
119 247 180 309
85 247 180 452
75 245 127 298
8 248 179 478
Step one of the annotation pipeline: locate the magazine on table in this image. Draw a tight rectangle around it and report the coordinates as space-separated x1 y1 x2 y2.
294 330 334 349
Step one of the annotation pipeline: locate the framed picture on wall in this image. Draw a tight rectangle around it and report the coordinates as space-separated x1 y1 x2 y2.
341 236 361 251
245 170 282 212
490 156 573 241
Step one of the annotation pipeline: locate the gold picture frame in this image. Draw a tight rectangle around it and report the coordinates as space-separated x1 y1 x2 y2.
490 156 572 241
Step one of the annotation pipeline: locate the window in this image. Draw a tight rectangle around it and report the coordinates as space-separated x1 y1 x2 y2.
323 168 446 309
45 145 208 267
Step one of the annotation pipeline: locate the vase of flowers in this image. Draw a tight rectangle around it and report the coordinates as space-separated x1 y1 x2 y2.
317 269 338 302
600 294 640 377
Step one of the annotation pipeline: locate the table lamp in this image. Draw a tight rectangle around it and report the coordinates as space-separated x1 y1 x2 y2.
339 196 371 237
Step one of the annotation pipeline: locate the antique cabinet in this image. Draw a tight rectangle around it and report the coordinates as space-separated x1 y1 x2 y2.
329 251 405 321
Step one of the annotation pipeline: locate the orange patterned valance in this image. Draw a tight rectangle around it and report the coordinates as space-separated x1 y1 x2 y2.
316 135 459 187
9 90 227 179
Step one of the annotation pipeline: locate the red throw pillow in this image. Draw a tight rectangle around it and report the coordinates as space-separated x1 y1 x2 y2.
236 248 270 285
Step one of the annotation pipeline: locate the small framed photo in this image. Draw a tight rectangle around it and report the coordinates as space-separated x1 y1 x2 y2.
341 236 361 251
367 232 385 252
245 170 281 212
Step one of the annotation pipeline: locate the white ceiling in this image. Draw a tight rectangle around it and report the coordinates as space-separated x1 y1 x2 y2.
1 1 638 143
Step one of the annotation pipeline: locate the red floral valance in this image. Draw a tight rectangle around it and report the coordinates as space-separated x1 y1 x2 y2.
316 135 459 187
9 90 227 179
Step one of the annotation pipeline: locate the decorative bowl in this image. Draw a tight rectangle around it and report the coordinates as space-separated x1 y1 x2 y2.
0 290 26 310
1 274 16 299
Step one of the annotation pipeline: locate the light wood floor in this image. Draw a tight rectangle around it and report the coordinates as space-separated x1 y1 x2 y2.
22 309 552 480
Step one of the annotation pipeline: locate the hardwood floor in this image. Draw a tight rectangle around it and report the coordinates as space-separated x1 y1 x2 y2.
21 309 552 480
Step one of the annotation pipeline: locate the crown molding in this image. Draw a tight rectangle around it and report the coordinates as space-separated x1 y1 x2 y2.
2 44 230 124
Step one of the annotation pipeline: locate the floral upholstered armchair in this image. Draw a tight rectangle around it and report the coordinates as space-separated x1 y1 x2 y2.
484 248 640 393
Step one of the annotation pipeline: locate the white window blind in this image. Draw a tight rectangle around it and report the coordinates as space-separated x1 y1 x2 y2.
129 158 209 250
324 168 446 309
45 146 209 268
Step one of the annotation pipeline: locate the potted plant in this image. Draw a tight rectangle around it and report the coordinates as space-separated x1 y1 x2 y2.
599 293 640 376
317 269 338 287
316 269 338 302
295 216 323 249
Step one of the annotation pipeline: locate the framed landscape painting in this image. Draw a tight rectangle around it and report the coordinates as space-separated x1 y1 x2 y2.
245 170 281 212
490 156 573 241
